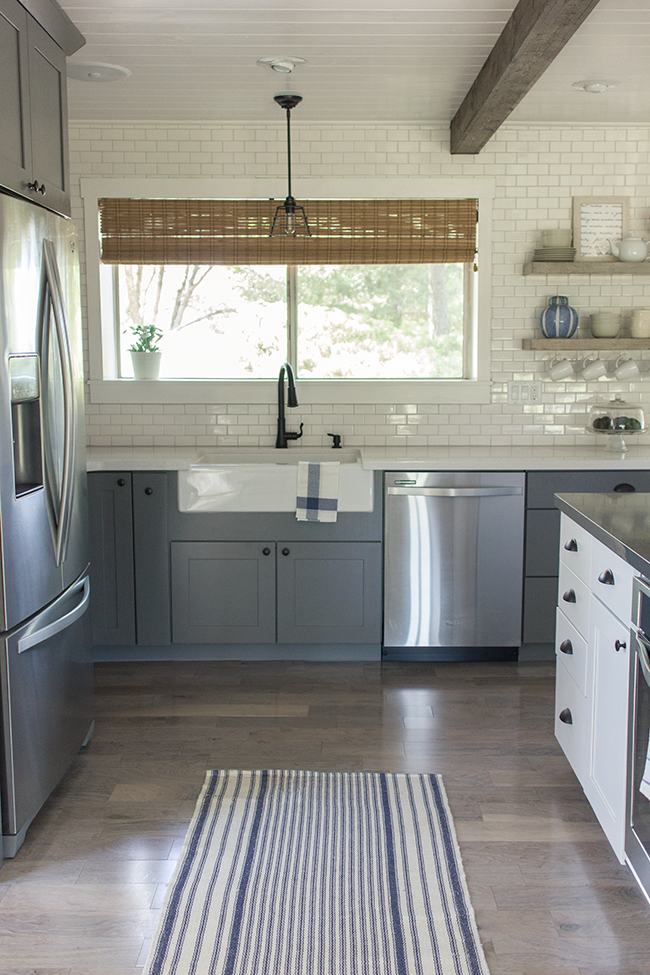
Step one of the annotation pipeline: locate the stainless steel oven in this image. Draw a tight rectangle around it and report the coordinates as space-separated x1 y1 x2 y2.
626 574 650 902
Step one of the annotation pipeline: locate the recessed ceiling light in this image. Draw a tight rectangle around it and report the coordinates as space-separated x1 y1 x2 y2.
571 80 617 94
67 62 131 83
257 57 307 74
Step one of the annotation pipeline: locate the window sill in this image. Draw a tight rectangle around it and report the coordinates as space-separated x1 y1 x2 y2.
88 379 492 406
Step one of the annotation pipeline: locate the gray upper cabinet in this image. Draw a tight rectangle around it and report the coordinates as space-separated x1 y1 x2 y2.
0 0 84 216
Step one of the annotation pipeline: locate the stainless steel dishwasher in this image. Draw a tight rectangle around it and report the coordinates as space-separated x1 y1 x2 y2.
383 471 525 660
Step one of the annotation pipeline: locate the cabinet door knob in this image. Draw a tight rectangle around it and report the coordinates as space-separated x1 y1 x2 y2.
282 548 290 556
615 640 627 652
559 639 573 655
262 548 271 556
562 589 576 603
117 478 126 486
598 569 615 586
614 482 635 493
559 708 573 725
144 487 153 495
27 180 45 195
564 538 578 552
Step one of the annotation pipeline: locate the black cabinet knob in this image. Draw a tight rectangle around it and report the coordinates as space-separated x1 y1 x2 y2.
598 569 615 586
27 180 45 194
144 487 153 495
559 639 573 655
613 482 635 493
615 640 627 652
262 548 271 556
559 708 573 725
564 538 578 552
562 589 577 603
282 548 290 556
117 478 126 486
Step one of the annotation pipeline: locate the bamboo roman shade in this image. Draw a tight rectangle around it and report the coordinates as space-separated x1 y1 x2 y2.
98 198 477 265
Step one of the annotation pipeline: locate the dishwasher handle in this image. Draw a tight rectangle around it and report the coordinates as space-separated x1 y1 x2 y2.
386 486 524 498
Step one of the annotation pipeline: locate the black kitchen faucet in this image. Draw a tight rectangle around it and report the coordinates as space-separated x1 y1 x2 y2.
276 362 303 448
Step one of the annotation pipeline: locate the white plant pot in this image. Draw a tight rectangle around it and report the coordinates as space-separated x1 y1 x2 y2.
130 351 162 380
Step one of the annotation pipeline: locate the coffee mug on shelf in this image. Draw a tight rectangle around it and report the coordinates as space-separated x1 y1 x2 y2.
631 309 650 338
614 355 641 382
548 356 575 381
580 355 607 381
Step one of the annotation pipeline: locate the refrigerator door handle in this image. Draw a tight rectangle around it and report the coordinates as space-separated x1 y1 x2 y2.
40 239 76 567
17 576 90 654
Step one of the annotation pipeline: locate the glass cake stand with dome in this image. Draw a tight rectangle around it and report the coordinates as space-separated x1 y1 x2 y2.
589 395 646 452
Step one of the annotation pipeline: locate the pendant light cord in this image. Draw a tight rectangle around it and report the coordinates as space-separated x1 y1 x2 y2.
285 107 293 201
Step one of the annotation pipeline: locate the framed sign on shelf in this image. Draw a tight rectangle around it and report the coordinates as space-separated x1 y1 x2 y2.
573 197 629 260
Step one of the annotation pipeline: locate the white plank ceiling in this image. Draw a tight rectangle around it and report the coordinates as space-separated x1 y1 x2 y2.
60 0 650 128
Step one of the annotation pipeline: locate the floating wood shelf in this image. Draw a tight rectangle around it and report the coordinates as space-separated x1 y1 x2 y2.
522 338 650 351
523 261 650 275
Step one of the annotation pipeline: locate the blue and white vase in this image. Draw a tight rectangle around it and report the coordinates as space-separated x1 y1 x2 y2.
540 296 578 338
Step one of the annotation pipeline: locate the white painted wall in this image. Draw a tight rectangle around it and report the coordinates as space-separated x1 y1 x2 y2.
69 120 650 449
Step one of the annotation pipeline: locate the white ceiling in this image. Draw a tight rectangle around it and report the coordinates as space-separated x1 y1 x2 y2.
61 0 650 129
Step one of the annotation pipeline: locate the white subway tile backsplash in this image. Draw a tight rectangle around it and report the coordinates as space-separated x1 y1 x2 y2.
70 120 650 448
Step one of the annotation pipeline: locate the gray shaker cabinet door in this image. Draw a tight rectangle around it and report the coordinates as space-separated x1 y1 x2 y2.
0 0 31 196
171 541 276 643
26 17 69 214
276 542 382 644
132 472 171 646
88 472 136 646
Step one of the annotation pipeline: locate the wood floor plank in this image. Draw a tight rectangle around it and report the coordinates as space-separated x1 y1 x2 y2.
1 658 648 974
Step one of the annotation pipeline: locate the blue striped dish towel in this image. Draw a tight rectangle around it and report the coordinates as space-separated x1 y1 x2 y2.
296 461 340 522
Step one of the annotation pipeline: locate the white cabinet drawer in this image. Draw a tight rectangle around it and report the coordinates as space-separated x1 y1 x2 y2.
554 658 590 788
555 607 589 696
589 536 636 625
558 561 590 638
559 515 592 580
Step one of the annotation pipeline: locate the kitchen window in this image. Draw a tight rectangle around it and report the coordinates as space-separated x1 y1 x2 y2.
82 177 493 405
111 261 470 381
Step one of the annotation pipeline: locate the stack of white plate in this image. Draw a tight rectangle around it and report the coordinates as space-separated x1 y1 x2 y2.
533 247 576 261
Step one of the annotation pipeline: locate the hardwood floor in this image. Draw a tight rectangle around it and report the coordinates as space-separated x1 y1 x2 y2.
1 659 649 974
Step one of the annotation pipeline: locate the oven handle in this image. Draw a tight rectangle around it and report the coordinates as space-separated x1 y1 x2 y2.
635 628 650 688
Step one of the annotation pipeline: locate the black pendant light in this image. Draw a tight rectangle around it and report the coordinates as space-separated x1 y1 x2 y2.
270 95 311 238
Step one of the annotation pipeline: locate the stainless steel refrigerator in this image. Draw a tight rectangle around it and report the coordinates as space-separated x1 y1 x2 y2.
0 192 93 858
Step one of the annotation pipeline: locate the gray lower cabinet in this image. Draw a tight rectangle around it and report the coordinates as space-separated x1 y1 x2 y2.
88 472 136 645
88 471 171 646
171 542 276 643
523 469 650 645
171 540 382 645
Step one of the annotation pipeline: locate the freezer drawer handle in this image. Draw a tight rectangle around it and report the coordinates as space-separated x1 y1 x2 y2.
386 486 523 498
17 577 90 654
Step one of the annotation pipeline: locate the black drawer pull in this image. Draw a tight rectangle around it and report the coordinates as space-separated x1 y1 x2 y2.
615 640 627 652
559 639 573 655
564 538 578 552
282 548 290 556
562 589 576 603
613 482 635 493
117 478 126 486
262 548 271 556
598 569 615 586
559 708 573 725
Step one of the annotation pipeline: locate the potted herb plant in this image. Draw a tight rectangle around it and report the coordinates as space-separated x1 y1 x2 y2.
127 323 163 380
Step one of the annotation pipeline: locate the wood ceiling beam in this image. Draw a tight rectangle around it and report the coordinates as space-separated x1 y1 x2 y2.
450 0 601 154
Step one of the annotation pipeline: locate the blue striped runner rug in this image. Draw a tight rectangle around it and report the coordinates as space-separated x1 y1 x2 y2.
144 770 490 975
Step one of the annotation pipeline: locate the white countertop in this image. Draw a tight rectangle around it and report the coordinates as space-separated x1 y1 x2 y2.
85 443 650 472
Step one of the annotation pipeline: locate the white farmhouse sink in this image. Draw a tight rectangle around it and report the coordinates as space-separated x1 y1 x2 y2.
178 448 374 513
